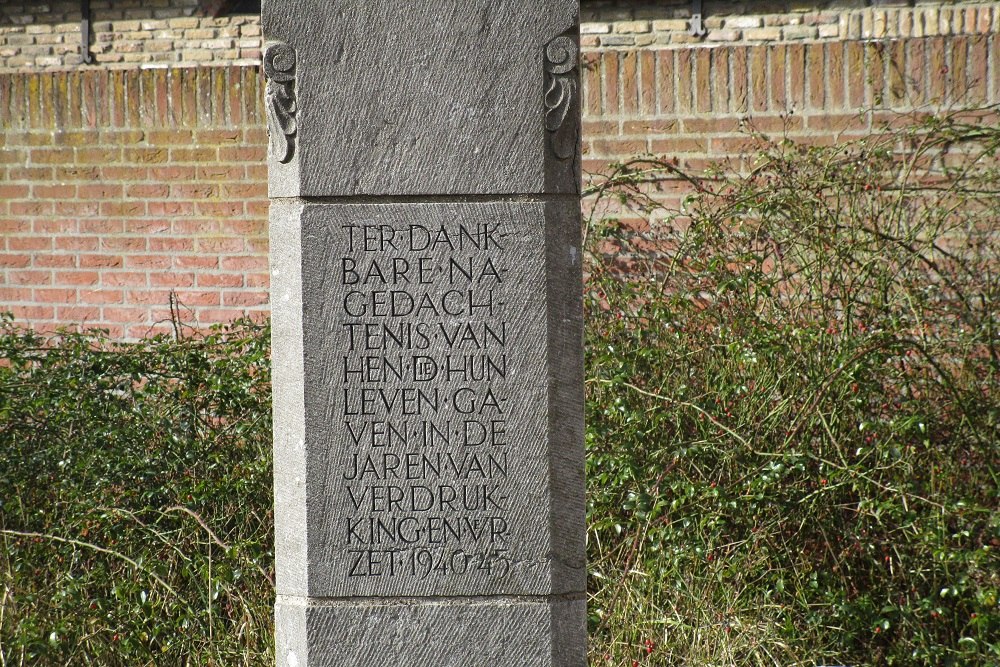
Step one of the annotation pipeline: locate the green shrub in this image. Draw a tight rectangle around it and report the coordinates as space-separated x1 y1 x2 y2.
584 113 1000 666
0 317 273 665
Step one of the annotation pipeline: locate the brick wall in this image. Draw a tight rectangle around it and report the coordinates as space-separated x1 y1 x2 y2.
0 67 269 338
1 2 998 337
0 0 260 70
0 1 992 71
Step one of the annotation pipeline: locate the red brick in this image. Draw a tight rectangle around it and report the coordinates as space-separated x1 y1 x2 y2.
591 138 648 157
174 255 220 269
639 50 656 116
621 50 639 115
52 131 92 147
0 287 33 302
100 201 146 217
0 218 31 233
246 164 268 180
55 202 100 217
101 237 148 252
709 47 730 114
195 129 242 144
649 137 708 154
197 273 243 288
172 290 221 306
77 148 122 164
223 291 269 307
196 201 245 217
8 270 52 286
150 270 197 289
32 184 76 199
126 184 170 199
0 254 33 269
34 255 77 268
679 117 744 134
749 46 767 112
150 238 195 252
905 39 927 107
246 200 270 216
745 114 804 134
102 307 152 322
145 129 194 145
148 201 195 216
622 119 676 135
0 184 30 199
807 44 825 110
9 166 55 181
124 255 171 269
102 272 149 287
0 149 25 166
245 273 270 288
171 183 219 199
847 41 866 108
967 35 987 104
35 288 78 303
196 164 246 181
221 256 268 271
79 254 124 269
55 306 100 321
79 184 124 199
695 49 711 113
99 166 148 181
125 289 174 305
29 147 75 164
150 166 198 181
949 36 969 103
788 44 806 111
55 271 100 286
79 289 124 305
11 201 54 216
173 220 220 235
170 147 218 162
656 50 674 115
196 238 246 254
9 236 53 251
9 305 55 320
675 49 693 114
928 37 947 103
123 147 169 164
805 113 870 132
731 47 748 113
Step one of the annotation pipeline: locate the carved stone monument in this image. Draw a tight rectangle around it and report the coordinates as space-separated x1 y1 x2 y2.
264 3 584 665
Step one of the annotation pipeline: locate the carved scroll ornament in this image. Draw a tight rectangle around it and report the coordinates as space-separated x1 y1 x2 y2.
544 35 579 161
264 43 297 164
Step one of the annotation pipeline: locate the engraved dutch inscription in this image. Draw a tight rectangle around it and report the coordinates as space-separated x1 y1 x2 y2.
298 202 568 598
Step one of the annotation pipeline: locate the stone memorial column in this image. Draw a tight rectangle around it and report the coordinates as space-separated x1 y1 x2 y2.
264 3 584 665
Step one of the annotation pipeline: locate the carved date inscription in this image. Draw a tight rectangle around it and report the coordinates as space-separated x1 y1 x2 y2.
335 216 516 583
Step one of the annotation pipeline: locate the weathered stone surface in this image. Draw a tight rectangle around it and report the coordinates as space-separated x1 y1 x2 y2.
275 597 586 667
262 1 580 197
266 2 584 664
270 199 585 599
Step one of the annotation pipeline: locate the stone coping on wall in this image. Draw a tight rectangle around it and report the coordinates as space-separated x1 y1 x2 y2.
0 1 996 72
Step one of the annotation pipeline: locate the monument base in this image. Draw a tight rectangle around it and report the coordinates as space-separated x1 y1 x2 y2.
276 597 586 667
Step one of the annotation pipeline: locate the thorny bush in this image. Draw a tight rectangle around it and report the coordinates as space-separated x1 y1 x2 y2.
0 317 273 666
584 112 999 667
